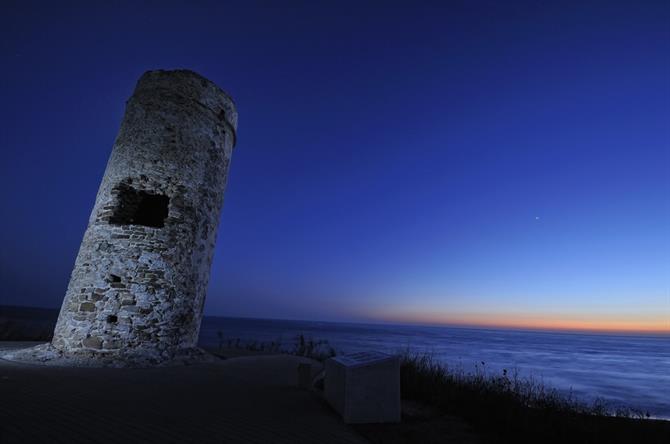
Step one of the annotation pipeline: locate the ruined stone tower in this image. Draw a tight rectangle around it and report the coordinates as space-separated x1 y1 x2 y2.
43 70 236 365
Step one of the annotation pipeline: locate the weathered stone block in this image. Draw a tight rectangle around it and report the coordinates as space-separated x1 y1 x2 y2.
82 336 103 349
79 302 96 312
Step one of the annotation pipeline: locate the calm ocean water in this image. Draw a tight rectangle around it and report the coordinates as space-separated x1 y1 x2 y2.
199 316 670 419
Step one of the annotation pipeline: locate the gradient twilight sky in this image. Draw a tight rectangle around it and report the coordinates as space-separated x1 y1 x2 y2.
1 1 668 332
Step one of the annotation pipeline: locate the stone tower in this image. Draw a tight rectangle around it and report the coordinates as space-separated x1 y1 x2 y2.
40 70 236 365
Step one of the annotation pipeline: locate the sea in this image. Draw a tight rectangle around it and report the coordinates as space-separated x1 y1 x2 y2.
2 306 668 419
199 316 670 419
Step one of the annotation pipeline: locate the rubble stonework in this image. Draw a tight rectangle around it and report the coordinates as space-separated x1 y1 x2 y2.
5 70 237 366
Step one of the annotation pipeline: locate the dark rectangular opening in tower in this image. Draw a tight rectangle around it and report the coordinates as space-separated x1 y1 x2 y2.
109 185 169 228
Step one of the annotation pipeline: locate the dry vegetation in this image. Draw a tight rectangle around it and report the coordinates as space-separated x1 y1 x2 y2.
399 352 670 444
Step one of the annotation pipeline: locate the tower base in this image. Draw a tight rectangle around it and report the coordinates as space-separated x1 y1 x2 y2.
1 343 218 368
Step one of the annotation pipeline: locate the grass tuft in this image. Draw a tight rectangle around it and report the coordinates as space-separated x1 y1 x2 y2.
399 351 667 444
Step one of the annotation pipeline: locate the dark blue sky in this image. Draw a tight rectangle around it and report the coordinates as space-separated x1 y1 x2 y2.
1 1 668 331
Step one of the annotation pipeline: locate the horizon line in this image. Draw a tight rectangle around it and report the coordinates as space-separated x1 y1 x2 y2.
203 312 670 336
2 303 668 336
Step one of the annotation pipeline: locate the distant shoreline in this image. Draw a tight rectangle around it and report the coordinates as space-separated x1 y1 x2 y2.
2 304 668 338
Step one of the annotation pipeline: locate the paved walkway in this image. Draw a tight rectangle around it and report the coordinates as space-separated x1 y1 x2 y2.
0 342 368 444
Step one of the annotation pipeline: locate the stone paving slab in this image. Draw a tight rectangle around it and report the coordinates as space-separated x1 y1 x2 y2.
0 343 368 444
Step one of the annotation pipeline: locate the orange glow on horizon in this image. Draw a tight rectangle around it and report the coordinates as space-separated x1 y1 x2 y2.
368 310 670 335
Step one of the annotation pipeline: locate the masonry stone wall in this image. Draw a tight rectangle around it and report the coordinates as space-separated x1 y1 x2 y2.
48 69 237 365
